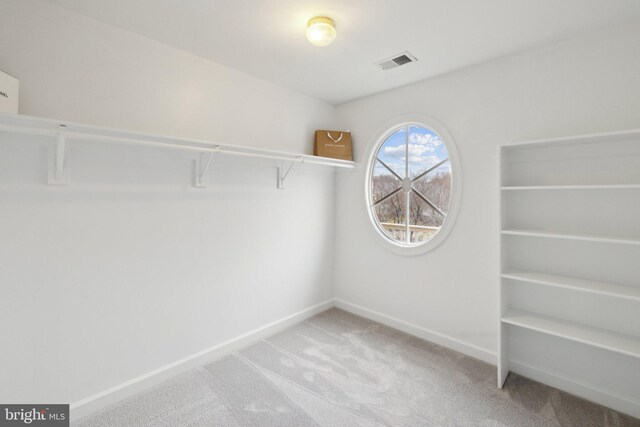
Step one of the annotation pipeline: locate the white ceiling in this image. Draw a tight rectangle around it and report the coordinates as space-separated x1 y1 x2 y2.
43 0 640 105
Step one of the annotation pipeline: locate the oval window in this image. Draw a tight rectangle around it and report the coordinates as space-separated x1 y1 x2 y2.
367 123 455 249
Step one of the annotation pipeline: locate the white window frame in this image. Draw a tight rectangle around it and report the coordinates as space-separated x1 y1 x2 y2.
363 115 462 256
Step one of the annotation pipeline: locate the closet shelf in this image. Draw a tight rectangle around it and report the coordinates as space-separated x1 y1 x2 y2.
0 113 356 188
500 129 640 149
502 309 640 360
501 184 640 191
501 229 640 246
0 113 356 169
502 270 640 302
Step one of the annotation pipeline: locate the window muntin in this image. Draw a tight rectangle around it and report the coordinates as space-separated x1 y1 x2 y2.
369 124 452 246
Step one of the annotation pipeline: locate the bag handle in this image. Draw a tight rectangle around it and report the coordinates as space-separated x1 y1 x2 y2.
326 132 344 143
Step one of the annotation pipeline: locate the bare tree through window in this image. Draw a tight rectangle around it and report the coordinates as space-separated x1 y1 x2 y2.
370 125 452 245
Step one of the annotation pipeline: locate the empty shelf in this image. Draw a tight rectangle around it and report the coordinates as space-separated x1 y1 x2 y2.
501 184 640 191
502 270 640 302
502 309 640 359
501 229 640 246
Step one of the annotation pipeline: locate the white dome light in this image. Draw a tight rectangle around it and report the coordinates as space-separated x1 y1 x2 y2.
306 17 336 47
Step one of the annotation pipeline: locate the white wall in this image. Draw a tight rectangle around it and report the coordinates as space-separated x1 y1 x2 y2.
0 0 336 407
334 21 640 361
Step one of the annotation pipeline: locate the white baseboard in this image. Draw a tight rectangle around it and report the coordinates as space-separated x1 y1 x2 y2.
510 360 640 420
70 298 334 421
334 299 496 365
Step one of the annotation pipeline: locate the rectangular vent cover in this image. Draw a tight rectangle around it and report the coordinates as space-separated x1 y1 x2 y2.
376 52 417 70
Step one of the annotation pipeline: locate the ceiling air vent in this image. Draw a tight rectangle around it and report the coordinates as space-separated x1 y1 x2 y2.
375 52 417 70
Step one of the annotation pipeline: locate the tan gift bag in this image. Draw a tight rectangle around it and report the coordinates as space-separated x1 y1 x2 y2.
314 130 353 161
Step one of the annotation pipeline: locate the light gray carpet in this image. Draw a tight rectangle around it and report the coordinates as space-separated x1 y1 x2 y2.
73 308 640 426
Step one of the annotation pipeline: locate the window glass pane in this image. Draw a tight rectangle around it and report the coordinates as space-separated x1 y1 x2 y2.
371 159 401 204
408 125 450 178
373 191 406 244
412 173 451 217
409 193 442 243
376 128 407 178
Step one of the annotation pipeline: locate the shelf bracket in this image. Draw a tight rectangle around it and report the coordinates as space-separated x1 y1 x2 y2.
277 157 303 189
48 125 70 185
194 149 219 188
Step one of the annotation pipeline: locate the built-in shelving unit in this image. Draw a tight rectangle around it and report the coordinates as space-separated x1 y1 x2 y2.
0 113 356 188
498 129 640 419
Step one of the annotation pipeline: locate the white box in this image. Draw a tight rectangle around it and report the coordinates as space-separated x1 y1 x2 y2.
0 70 19 114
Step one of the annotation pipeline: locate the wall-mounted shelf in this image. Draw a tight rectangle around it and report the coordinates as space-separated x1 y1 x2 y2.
501 229 640 246
502 309 640 360
501 184 640 191
0 113 356 188
499 128 640 149
498 129 640 419
502 270 640 302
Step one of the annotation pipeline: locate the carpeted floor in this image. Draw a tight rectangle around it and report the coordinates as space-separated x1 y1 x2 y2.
73 308 640 426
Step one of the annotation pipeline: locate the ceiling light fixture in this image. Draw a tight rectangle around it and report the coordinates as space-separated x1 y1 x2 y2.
306 17 336 47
